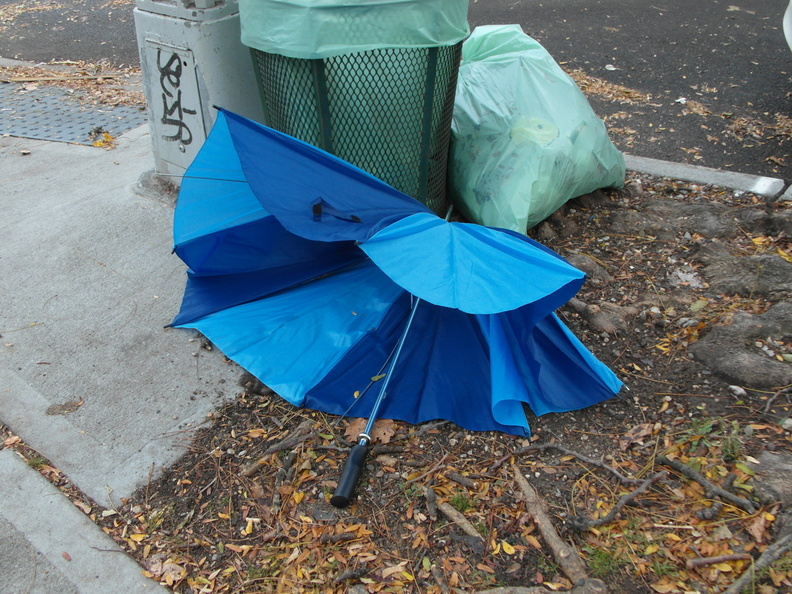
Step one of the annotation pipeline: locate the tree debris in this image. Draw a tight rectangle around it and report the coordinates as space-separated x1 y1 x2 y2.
240 419 312 477
493 442 642 486
437 501 484 542
512 464 606 592
568 471 667 531
657 455 757 513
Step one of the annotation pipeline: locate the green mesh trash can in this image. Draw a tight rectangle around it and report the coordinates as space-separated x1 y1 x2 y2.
239 0 469 214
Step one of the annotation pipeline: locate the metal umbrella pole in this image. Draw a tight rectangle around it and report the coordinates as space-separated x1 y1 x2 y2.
330 207 452 508
330 293 422 508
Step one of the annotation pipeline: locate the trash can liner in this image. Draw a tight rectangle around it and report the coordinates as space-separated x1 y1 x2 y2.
239 0 469 60
449 25 625 233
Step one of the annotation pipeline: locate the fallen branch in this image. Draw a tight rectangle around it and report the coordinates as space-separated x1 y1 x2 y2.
437 502 484 541
656 456 756 513
445 471 476 489
333 566 369 583
723 532 792 594
686 553 752 569
319 532 356 544
241 420 313 477
270 450 297 509
512 464 607 593
404 453 449 485
430 564 451 594
493 443 641 487
568 471 667 531
479 584 607 594
425 486 438 521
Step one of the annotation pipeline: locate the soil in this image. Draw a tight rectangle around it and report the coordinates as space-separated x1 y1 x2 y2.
72 173 791 594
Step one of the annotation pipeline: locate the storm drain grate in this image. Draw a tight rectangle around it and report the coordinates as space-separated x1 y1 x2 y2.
0 83 147 145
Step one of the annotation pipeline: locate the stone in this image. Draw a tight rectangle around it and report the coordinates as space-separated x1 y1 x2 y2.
688 301 792 390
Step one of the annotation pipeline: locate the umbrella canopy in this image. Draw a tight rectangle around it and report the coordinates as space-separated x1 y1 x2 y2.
171 109 622 436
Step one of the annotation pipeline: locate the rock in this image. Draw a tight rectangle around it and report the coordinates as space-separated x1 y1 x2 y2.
548 210 579 237
566 253 613 282
688 301 792 390
608 208 676 240
675 202 735 238
746 450 792 508
567 298 638 334
624 179 643 197
534 222 558 241
697 246 792 299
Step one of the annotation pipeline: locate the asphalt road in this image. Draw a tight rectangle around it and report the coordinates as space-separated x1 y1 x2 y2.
1 0 790 180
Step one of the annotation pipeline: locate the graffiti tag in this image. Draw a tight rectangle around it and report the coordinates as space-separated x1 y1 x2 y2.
156 50 197 145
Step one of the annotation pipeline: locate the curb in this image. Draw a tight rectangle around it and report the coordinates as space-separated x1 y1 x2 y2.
624 154 788 200
0 449 168 594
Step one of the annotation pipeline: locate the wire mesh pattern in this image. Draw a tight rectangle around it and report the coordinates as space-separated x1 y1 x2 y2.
254 44 461 214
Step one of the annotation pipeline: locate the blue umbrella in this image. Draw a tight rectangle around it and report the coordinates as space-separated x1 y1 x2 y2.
171 109 622 503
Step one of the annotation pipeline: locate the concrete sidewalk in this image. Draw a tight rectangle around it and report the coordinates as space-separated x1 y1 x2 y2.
0 121 789 591
0 124 241 591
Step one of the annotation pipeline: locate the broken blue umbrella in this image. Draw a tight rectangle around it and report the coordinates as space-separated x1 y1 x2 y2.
171 109 622 441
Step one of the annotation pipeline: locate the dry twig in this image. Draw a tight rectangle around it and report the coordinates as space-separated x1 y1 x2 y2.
493 443 641 486
723 532 792 594
425 486 438 521
686 553 752 569
568 471 667 531
445 471 476 489
240 420 313 477
437 502 484 541
512 464 607 592
657 456 756 513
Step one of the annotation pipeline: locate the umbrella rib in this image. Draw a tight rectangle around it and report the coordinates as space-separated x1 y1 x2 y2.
358 294 421 443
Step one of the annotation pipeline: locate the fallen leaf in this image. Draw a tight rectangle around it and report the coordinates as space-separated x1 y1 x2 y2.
620 423 654 450
61 551 71 561
3 435 21 446
344 418 396 443
748 514 768 543
382 562 408 578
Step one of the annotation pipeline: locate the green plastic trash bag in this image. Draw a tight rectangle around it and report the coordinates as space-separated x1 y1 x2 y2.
239 0 469 59
449 25 625 233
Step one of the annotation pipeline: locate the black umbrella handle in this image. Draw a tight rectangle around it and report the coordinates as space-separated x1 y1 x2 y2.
330 443 370 508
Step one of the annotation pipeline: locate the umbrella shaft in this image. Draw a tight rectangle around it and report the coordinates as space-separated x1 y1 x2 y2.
360 295 421 442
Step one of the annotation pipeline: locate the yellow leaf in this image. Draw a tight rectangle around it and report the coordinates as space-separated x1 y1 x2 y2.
401 571 415 581
525 535 542 549
650 581 678 593
644 544 659 555
129 533 147 542
217 512 230 519
502 541 516 555
293 491 305 504
664 533 682 542
371 374 386 382
714 562 733 572
764 512 776 522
